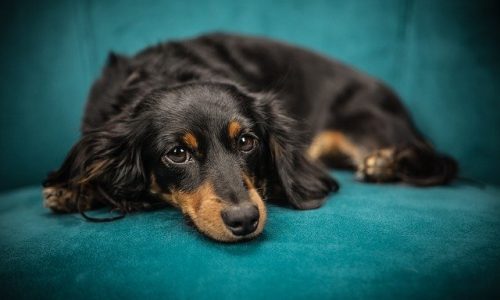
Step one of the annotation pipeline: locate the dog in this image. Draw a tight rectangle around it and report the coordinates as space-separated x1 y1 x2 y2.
43 33 457 242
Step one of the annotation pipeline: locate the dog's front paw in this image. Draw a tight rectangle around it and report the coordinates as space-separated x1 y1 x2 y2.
43 187 77 213
356 149 397 183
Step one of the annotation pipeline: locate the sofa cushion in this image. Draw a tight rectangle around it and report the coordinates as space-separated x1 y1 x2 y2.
1 172 499 298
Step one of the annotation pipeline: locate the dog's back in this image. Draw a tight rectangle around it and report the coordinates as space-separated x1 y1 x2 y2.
83 33 372 136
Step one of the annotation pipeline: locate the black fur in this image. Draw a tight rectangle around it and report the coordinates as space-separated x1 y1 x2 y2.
44 32 457 213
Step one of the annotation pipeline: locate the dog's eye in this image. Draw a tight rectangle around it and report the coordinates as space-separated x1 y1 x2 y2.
238 134 256 153
165 146 191 164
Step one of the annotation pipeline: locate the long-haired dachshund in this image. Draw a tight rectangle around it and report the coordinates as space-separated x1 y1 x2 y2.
43 33 457 242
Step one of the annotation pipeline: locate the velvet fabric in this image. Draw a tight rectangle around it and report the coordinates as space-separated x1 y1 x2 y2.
1 172 499 298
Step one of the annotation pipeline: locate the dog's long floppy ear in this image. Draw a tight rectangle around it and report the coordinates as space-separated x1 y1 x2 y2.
252 94 339 210
43 114 150 210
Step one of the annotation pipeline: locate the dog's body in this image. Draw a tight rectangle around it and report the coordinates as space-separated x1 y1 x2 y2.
43 33 457 242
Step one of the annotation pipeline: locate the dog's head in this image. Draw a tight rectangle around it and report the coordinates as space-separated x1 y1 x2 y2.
47 83 337 242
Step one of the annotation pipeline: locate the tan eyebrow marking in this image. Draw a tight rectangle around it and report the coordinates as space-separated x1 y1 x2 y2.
228 120 242 140
182 132 198 150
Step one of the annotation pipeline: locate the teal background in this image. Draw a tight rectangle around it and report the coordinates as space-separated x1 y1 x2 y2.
0 0 499 191
1 0 500 299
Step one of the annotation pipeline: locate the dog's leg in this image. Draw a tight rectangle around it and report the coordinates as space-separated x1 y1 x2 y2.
307 130 365 168
43 185 95 213
308 131 456 186
309 83 456 185
307 130 396 182
43 186 78 213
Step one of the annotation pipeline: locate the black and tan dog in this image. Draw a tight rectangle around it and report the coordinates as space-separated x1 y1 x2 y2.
43 33 457 242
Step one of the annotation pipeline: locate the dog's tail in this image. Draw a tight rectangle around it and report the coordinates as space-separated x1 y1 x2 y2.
395 146 458 186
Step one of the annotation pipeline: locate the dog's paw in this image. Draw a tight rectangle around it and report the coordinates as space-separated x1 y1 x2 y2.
356 149 397 183
43 187 77 213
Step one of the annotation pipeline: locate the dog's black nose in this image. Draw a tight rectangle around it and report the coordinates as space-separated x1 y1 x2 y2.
221 203 259 236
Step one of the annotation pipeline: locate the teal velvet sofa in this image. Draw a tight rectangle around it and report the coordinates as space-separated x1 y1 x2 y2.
1 1 499 298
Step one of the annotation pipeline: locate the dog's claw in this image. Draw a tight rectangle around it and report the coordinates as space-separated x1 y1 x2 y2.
43 187 77 213
356 149 397 182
